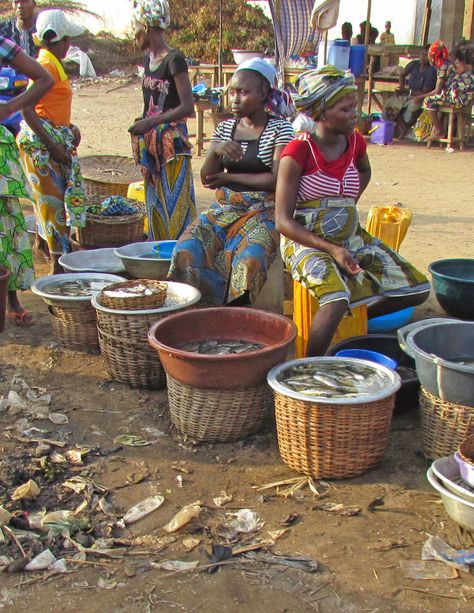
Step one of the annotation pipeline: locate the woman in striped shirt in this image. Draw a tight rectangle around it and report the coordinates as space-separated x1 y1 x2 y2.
276 66 429 356
169 58 294 306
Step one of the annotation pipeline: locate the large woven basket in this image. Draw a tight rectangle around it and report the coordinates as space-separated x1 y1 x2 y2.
420 387 474 460
76 201 145 248
48 305 99 353
100 279 167 310
80 155 142 200
166 374 273 442
273 391 395 479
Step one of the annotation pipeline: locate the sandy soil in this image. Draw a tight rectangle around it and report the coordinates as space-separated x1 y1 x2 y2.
1 79 474 613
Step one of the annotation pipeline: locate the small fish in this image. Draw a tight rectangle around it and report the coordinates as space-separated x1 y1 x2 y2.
178 339 265 355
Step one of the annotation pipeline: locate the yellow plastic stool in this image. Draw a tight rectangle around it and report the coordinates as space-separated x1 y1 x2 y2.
127 181 147 234
365 204 412 252
293 280 368 358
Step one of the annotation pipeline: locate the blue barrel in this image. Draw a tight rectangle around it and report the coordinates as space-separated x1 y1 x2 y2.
349 45 366 76
328 39 350 70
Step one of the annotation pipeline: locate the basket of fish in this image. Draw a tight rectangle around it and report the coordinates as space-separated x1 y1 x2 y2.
267 357 401 479
148 307 297 442
92 281 201 389
31 273 125 352
99 279 168 310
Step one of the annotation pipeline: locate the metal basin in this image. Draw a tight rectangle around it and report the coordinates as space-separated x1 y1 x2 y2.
427 466 474 531
431 456 474 503
114 241 175 280
31 272 126 308
429 258 474 320
59 248 125 274
399 320 474 407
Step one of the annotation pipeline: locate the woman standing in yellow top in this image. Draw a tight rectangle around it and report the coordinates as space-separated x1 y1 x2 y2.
17 9 85 275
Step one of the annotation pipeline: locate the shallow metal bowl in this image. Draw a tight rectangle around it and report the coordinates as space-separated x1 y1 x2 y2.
32 272 126 308
114 241 174 280
59 248 125 274
431 456 474 503
426 466 474 531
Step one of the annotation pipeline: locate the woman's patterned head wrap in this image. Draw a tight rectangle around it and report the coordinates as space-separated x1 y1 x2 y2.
428 40 449 69
133 0 171 29
292 65 356 120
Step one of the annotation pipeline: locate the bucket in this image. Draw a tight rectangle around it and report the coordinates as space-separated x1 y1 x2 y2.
318 39 350 70
0 266 10 333
349 45 366 76
370 120 395 145
335 349 398 370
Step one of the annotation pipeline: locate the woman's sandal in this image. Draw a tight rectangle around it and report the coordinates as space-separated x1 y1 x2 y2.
6 309 34 327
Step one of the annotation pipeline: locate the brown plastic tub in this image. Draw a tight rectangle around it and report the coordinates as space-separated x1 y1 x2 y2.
148 307 297 389
0 266 10 333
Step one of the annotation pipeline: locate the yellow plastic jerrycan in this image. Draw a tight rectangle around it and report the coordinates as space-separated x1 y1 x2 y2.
365 204 412 252
127 181 147 234
293 280 368 358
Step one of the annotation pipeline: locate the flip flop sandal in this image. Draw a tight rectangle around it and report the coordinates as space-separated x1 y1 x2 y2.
6 309 34 327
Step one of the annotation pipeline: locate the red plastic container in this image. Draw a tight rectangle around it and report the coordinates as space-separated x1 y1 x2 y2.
148 307 297 389
0 266 11 333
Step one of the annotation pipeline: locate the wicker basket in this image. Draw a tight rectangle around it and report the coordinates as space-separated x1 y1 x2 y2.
48 305 99 353
420 387 474 460
100 279 168 310
94 304 167 389
80 155 142 200
273 390 395 479
76 202 145 248
166 374 273 442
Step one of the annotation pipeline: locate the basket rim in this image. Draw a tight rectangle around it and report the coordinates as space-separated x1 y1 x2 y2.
91 281 201 315
267 357 401 405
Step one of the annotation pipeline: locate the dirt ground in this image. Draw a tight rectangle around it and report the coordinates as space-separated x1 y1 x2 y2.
1 78 474 613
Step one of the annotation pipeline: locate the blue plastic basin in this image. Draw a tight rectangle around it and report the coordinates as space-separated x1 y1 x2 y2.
335 348 398 370
368 307 414 333
152 240 178 259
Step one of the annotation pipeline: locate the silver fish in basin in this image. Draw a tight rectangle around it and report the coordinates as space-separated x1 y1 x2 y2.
178 339 265 355
278 361 390 398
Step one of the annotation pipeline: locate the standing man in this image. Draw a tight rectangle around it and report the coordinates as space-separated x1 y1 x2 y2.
0 1 37 58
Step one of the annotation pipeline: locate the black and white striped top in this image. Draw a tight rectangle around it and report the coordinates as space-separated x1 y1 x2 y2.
211 116 295 171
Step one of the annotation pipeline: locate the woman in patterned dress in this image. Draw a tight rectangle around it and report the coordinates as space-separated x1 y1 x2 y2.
275 66 430 356
168 59 295 306
0 35 53 325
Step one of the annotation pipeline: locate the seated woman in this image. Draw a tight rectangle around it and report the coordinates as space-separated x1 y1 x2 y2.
421 43 473 140
17 9 86 275
275 66 430 356
168 58 295 306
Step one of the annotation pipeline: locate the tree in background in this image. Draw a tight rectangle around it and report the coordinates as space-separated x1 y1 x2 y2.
169 0 274 63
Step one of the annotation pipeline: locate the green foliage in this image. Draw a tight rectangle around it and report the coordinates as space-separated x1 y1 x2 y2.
168 0 274 63
0 1 98 20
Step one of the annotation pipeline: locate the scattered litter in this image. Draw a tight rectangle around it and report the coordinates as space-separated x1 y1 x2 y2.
182 537 201 552
97 577 119 590
370 538 409 552
206 544 233 573
25 549 57 571
267 528 290 541
114 435 154 447
11 479 41 501
243 551 319 573
95 534 176 550
368 497 385 512
222 509 264 537
255 476 328 499
0 507 12 527
122 495 165 525
422 535 474 572
48 412 69 425
280 513 300 527
213 492 233 507
151 559 200 572
176 475 184 488
314 502 361 516
400 559 458 580
163 500 202 533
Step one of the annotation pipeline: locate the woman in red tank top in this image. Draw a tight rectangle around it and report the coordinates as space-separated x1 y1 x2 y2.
275 66 430 356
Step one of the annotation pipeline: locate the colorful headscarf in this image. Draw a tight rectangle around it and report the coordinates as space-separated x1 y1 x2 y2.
428 40 449 69
133 0 170 29
292 65 356 120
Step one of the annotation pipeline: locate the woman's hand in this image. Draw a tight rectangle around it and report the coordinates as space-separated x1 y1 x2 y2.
70 124 81 147
128 117 155 136
48 142 71 165
202 171 229 189
213 141 244 162
331 246 363 276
